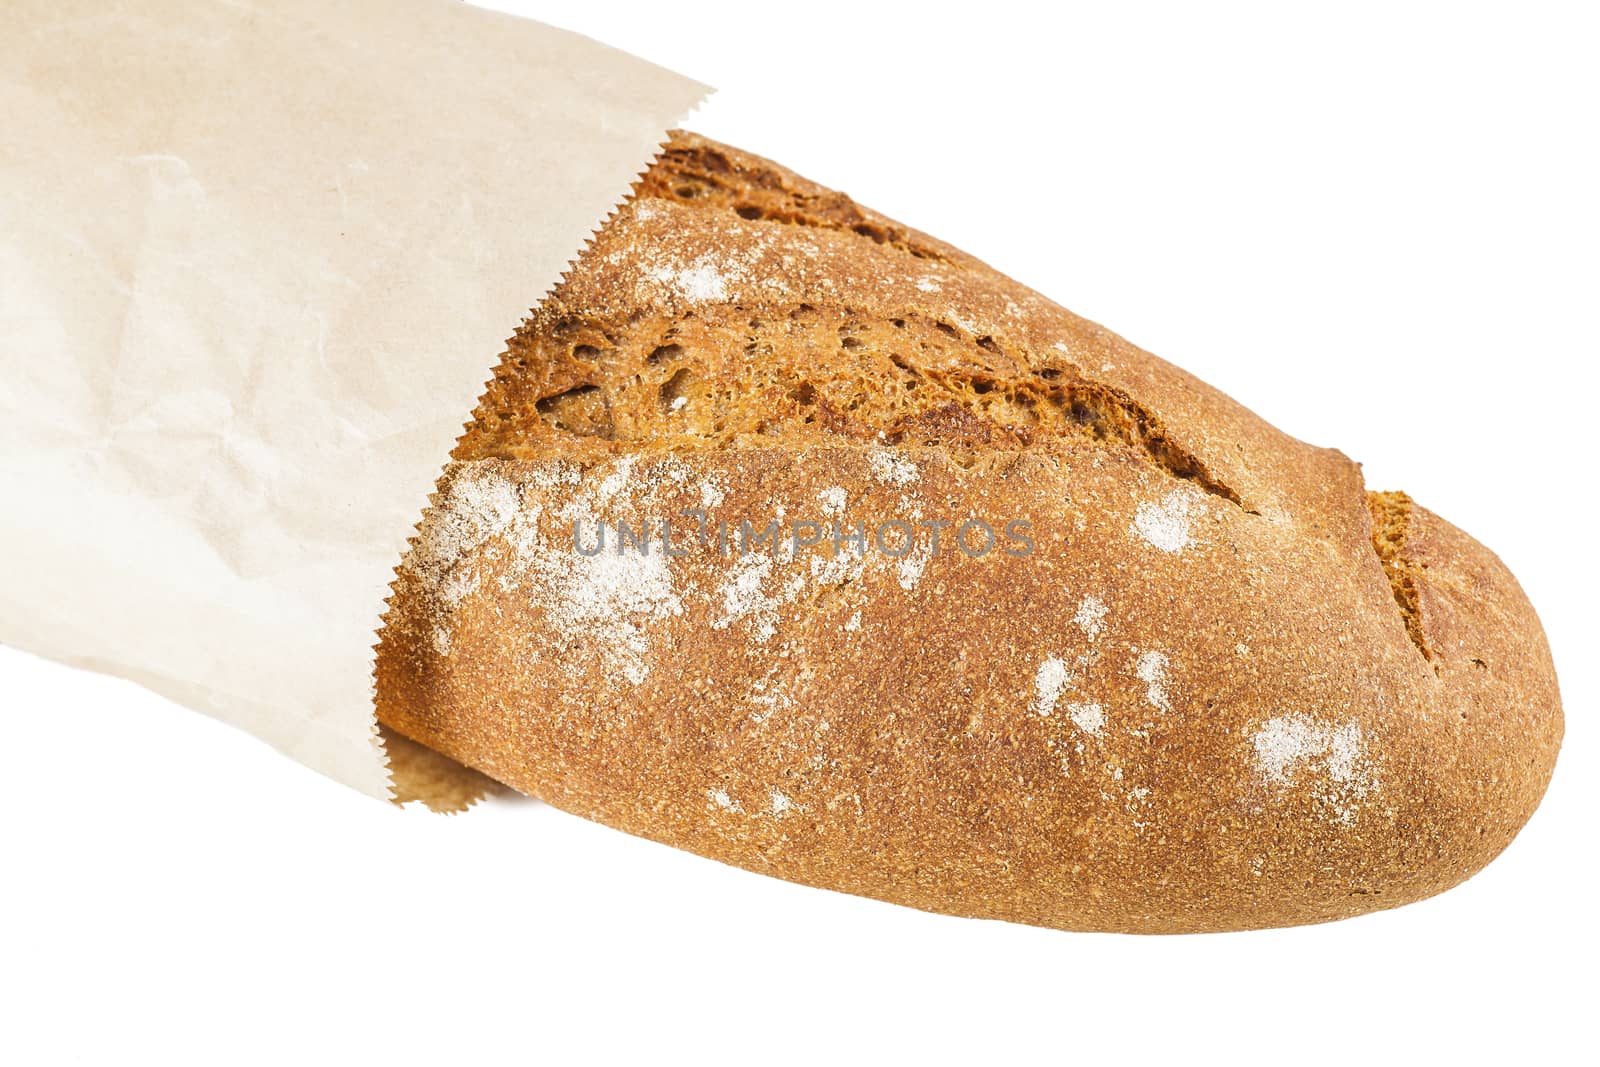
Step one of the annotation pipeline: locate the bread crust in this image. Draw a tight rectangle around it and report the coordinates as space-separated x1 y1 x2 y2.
376 133 1562 932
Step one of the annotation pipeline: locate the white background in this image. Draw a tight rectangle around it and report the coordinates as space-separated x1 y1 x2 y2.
3 2 1595 1063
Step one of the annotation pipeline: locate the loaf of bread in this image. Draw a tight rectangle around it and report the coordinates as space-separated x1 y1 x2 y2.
375 131 1563 933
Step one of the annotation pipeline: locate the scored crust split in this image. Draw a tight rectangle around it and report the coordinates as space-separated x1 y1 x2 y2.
375 132 1562 933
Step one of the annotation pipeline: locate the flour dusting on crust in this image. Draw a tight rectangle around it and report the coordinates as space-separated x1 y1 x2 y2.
539 539 681 685
1067 701 1106 736
1252 714 1379 824
1132 490 1194 553
1074 595 1108 641
769 788 801 816
1034 656 1071 716
868 449 919 486
712 554 787 643
1134 650 1172 713
405 465 530 655
897 540 933 591
410 459 688 683
646 256 730 303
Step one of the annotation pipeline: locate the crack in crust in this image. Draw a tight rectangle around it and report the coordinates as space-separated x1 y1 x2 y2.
459 300 1245 507
634 138 954 263
1367 490 1432 663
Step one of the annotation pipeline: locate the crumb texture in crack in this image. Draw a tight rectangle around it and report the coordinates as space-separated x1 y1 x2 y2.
633 137 952 262
457 300 1245 508
1367 490 1432 662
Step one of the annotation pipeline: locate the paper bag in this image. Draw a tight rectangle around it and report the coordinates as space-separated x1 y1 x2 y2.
0 0 709 804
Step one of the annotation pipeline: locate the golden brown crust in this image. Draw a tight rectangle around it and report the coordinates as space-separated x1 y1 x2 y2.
375 132 1562 932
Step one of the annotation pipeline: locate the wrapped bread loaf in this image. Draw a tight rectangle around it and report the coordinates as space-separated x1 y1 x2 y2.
375 132 1563 933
